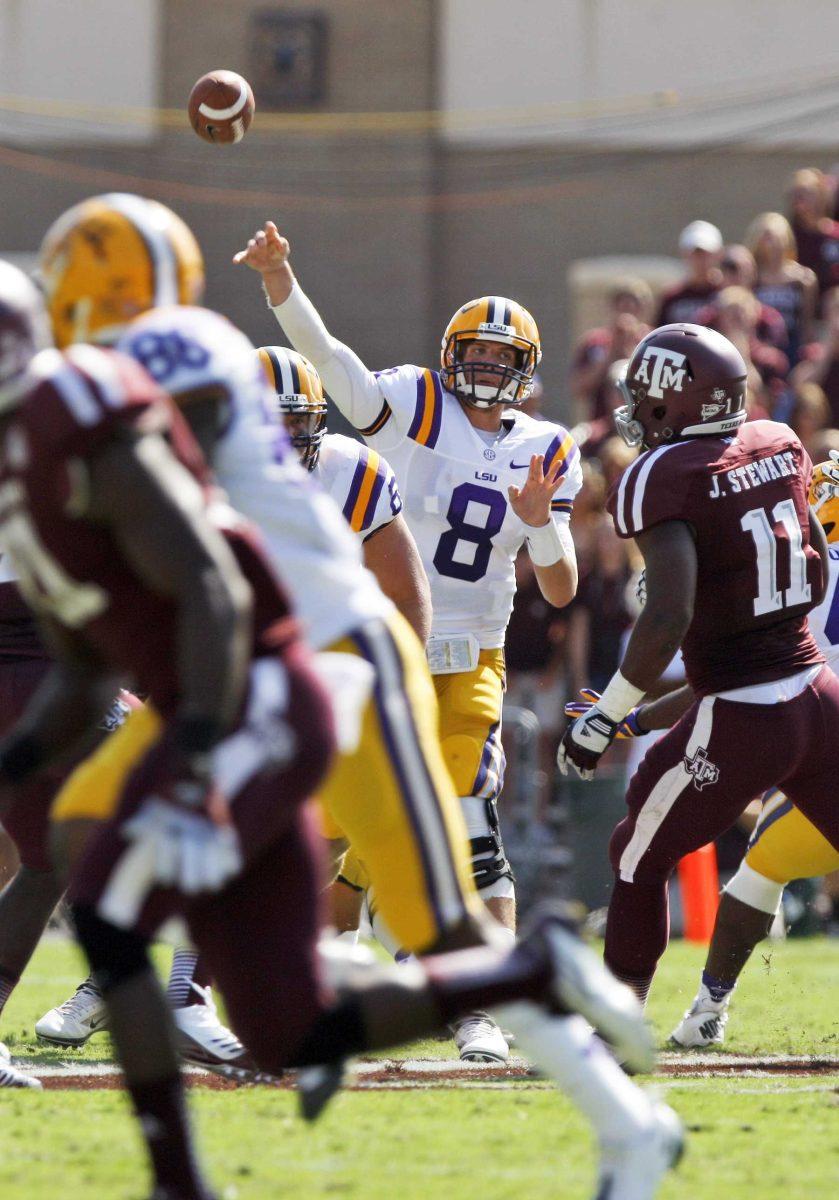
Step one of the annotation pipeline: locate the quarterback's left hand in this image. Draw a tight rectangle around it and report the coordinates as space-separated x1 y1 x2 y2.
508 453 567 526
557 706 621 781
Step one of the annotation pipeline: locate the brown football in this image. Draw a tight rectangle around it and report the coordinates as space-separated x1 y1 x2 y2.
188 70 255 145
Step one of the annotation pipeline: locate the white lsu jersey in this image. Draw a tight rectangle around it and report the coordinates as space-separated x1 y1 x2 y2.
315 433 402 541
806 545 839 669
363 365 582 647
116 307 392 651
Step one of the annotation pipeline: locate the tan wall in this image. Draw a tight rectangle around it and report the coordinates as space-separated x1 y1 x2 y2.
163 0 436 111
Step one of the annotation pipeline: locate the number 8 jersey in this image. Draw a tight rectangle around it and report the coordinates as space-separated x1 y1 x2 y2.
608 419 824 695
362 364 582 648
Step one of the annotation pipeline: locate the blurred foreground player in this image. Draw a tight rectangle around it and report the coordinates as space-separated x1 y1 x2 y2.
0 262 141 1088
559 323 839 1010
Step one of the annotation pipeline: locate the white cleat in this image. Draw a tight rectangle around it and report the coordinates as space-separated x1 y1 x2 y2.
525 909 655 1075
35 979 107 1047
0 1043 42 1089
452 1012 510 1064
173 985 261 1082
670 994 729 1048
595 1102 684 1199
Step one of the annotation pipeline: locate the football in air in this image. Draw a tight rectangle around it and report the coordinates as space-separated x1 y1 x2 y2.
188 70 255 144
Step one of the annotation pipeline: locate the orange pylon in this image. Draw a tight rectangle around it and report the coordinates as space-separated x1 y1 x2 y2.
678 842 719 942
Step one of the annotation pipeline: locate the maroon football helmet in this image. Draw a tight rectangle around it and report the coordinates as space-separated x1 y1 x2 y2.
0 260 51 412
615 323 747 450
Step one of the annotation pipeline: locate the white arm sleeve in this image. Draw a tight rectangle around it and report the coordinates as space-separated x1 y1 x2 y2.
270 283 386 430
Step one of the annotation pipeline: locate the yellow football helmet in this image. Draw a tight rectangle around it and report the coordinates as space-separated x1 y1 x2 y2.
38 193 205 349
258 346 327 470
809 452 839 543
440 295 541 408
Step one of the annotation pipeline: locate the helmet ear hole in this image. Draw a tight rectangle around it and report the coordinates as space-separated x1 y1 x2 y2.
652 405 667 420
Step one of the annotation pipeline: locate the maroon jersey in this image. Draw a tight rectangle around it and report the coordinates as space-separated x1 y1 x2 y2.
0 345 296 716
608 421 824 695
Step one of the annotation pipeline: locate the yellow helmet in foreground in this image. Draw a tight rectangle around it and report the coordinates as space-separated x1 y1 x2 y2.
441 295 541 409
39 193 204 348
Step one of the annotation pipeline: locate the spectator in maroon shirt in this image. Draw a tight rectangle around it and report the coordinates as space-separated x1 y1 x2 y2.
787 168 839 306
655 220 723 327
746 211 817 365
569 278 652 424
790 285 839 426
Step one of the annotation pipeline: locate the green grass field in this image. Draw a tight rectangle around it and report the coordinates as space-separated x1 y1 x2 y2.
1 935 837 1200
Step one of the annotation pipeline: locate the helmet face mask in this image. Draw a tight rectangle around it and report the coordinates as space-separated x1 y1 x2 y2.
441 297 541 409
614 323 748 451
258 347 327 470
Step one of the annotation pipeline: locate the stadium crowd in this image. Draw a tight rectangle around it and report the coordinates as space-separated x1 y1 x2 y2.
504 166 839 934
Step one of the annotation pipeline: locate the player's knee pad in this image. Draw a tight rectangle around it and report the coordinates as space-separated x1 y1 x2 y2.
70 903 150 994
460 795 515 893
723 862 784 915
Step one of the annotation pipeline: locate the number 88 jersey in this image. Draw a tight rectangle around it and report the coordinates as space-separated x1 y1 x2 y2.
608 419 824 696
367 364 582 649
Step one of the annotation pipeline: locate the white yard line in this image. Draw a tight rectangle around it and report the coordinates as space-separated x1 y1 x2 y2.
19 1053 839 1084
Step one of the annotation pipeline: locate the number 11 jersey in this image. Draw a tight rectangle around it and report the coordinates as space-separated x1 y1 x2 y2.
366 364 582 649
608 420 824 696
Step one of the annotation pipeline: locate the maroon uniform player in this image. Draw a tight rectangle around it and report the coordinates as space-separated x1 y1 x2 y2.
0 263 140 1089
559 322 839 1005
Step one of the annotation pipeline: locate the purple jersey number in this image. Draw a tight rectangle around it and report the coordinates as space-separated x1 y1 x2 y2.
433 482 506 583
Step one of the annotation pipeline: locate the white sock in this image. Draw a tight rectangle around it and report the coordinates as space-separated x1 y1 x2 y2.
493 1003 654 1146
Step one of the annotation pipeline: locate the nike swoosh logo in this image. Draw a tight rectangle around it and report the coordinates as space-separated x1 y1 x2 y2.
509 461 531 469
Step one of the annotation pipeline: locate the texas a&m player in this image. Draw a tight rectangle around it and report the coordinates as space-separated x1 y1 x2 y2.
559 322 839 1009
235 221 582 1063
668 453 839 1046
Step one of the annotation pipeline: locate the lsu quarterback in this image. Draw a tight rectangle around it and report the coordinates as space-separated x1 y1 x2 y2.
235 221 583 1064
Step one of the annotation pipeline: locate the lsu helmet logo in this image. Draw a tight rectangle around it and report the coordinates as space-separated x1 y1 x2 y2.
633 345 687 399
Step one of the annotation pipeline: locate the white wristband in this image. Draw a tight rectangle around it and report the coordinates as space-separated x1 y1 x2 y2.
524 519 566 567
597 670 646 723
